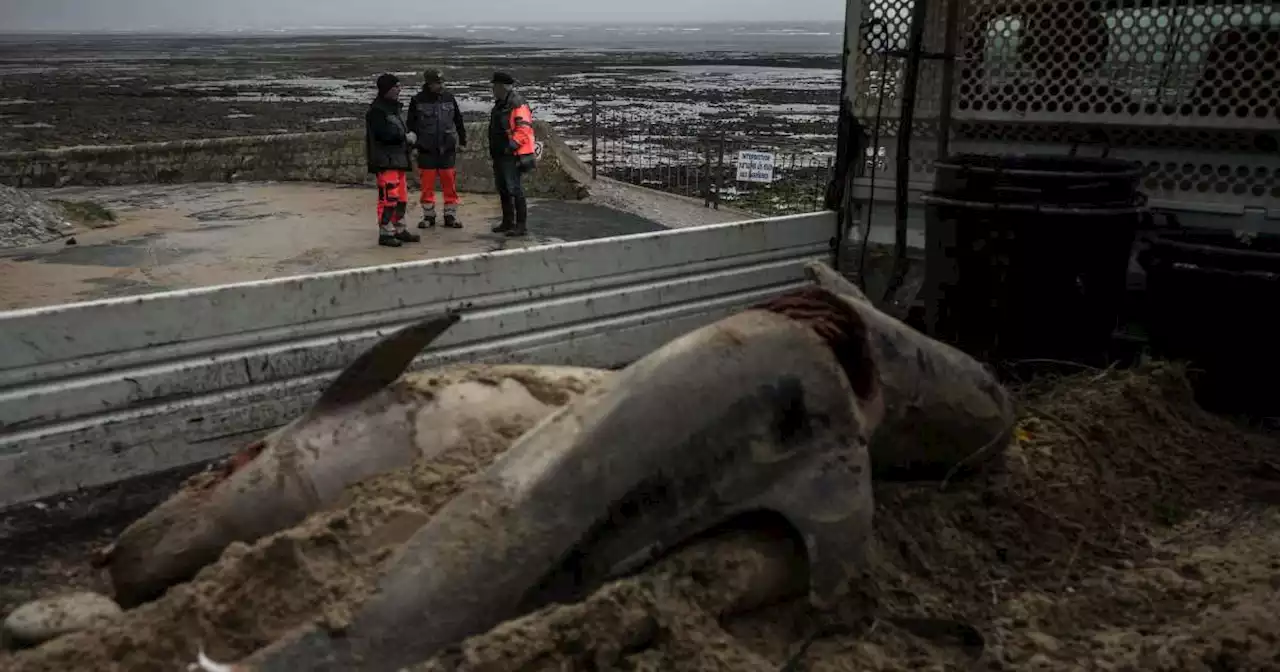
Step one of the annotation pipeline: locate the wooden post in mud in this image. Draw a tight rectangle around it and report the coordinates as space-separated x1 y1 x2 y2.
591 98 598 181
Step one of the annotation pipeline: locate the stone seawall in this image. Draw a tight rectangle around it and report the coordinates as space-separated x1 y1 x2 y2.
0 121 589 200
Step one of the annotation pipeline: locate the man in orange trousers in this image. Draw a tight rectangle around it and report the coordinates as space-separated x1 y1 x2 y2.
364 73 421 247
407 69 468 229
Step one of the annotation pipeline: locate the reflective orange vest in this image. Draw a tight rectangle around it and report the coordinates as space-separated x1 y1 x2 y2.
507 101 536 157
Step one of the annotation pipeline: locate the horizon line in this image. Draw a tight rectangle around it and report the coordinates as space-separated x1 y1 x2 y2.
0 19 845 36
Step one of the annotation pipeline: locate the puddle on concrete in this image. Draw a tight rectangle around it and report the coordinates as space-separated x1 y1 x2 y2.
527 200 666 240
187 205 291 222
10 238 197 268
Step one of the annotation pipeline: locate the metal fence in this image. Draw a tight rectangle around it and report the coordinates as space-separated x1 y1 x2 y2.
568 100 837 217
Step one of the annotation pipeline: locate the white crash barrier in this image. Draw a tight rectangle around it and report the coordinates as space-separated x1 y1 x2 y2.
0 212 836 507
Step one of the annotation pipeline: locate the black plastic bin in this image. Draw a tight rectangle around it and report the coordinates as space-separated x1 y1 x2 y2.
1139 228 1280 416
922 153 1147 365
932 153 1145 206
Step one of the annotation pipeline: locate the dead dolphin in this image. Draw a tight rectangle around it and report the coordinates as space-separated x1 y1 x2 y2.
225 287 885 671
102 313 613 607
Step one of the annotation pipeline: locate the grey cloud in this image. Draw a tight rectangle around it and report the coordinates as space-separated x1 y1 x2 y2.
2 0 844 31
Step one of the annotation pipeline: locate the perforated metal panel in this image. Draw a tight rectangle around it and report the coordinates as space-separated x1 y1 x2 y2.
846 0 1280 218
849 0 951 186
960 4 1279 129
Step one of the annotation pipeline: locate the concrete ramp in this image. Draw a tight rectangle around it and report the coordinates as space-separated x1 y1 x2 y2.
0 182 675 311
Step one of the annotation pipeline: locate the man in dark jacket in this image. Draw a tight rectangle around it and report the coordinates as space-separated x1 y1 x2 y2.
488 71 537 238
407 69 468 230
365 73 420 248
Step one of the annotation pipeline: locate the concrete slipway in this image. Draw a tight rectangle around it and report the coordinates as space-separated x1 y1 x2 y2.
0 178 750 311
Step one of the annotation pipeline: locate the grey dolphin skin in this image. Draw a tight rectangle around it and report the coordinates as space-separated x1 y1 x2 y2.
103 311 613 608
230 293 886 671
199 270 1015 672
102 312 462 606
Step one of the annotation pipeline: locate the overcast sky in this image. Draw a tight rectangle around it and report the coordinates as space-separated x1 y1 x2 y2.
3 0 844 31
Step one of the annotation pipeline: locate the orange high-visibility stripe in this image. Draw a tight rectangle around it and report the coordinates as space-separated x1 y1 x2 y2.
508 104 537 156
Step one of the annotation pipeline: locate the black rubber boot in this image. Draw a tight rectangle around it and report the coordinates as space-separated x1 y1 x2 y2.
395 229 421 243
378 206 402 247
492 195 514 234
506 196 528 237
418 216 436 230
444 215 462 229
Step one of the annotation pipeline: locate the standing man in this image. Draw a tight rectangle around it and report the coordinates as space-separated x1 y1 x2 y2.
407 69 468 229
488 71 537 238
365 73 421 248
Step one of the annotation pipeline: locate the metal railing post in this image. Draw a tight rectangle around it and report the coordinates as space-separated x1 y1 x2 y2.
703 139 713 208
714 133 726 211
590 98 598 181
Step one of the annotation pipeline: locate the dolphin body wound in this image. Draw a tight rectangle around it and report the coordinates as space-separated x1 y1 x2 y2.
102 313 612 607
803 261 1016 478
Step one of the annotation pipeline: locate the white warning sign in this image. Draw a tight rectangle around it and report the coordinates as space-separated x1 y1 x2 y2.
735 151 776 183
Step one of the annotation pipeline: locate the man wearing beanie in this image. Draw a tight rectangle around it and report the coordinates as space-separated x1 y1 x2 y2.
487 71 537 237
365 73 420 248
407 69 468 229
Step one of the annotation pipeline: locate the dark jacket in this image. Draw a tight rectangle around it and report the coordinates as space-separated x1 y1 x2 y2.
488 91 532 159
365 96 411 174
407 88 467 170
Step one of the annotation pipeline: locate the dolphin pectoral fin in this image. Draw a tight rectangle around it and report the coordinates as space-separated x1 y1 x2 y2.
311 311 462 413
751 440 875 609
803 261 871 305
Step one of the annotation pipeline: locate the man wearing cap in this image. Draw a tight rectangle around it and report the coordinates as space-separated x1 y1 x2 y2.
488 71 537 237
407 69 468 229
365 73 421 248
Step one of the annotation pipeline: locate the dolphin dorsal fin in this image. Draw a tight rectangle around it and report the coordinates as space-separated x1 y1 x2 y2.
311 312 462 413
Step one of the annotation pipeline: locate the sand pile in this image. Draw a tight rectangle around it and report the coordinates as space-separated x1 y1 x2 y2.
409 363 1280 671
5 364 1279 672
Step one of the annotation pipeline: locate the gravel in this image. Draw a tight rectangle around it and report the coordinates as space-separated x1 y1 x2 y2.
0 186 74 249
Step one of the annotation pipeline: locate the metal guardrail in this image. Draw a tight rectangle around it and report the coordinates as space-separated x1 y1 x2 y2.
0 213 836 507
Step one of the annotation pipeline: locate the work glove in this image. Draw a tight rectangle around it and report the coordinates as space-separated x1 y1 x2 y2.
406 131 418 145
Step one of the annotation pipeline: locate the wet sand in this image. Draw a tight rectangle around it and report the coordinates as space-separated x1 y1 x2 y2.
0 33 839 156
